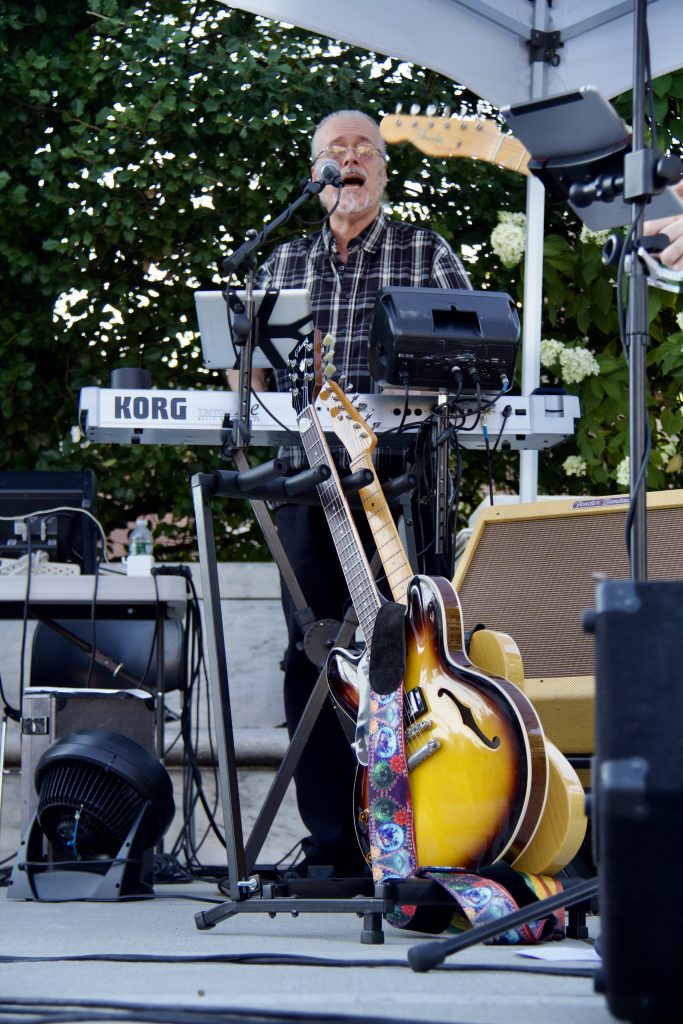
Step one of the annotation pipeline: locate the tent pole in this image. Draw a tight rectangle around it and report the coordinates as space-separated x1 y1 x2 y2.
519 24 547 505
519 174 545 503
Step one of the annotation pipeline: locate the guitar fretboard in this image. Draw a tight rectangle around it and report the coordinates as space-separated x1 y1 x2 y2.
297 407 380 647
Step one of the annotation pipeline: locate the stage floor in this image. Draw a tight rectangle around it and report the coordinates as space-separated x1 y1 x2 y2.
0 769 611 1024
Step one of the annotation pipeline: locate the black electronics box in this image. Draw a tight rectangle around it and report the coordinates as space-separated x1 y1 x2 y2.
590 579 683 1023
368 287 520 392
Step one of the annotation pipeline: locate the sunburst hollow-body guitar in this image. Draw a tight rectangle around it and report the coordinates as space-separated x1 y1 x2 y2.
289 335 548 871
320 377 587 876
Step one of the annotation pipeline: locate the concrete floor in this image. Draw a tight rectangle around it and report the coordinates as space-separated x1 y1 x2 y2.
0 762 614 1024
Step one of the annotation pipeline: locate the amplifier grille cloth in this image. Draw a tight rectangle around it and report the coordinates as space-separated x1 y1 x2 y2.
457 507 683 680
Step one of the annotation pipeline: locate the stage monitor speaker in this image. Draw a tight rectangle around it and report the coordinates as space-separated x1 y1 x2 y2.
590 578 683 1024
452 490 683 760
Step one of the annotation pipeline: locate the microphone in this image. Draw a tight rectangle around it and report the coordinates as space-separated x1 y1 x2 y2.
316 159 344 188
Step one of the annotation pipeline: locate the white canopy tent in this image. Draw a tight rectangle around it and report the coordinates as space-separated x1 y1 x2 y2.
222 0 683 500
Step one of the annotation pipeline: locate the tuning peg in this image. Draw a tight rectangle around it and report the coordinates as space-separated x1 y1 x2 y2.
323 363 336 378
356 402 368 412
394 102 403 114
443 105 452 119
337 375 347 388
426 104 436 118
371 421 382 430
459 101 468 119
345 382 354 393
410 104 420 117
322 333 335 348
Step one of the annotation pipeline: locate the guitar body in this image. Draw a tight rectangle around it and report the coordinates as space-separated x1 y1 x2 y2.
329 574 548 870
468 628 587 875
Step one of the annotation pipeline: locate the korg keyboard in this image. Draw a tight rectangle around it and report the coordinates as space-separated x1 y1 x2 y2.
78 387 579 451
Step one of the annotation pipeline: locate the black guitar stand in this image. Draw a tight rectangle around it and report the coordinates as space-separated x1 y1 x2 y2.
190 453 429 942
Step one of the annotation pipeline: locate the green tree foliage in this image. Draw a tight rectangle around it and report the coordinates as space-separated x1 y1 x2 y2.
2 1 682 560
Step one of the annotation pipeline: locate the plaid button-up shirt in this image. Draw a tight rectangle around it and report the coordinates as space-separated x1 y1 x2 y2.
254 209 471 468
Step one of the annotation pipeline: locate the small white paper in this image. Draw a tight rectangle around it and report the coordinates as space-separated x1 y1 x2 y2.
517 946 601 962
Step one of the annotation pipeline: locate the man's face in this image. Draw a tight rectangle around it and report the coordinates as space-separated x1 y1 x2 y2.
312 115 387 218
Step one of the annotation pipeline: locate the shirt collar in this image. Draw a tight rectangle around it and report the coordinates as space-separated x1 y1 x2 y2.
321 208 388 258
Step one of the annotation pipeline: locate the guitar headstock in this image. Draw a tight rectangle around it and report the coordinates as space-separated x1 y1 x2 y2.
319 378 378 463
289 330 328 415
379 109 529 174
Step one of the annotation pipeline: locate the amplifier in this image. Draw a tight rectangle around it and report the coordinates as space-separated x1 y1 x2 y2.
452 490 683 761
369 287 520 391
19 687 155 836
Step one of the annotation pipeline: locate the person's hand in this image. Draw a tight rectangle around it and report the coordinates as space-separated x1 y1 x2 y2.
642 179 683 269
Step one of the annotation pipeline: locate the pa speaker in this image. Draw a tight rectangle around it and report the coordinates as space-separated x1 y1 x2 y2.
589 579 683 1024
452 490 683 759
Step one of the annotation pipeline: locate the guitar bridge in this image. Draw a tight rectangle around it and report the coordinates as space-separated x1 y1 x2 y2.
407 738 441 772
405 718 433 742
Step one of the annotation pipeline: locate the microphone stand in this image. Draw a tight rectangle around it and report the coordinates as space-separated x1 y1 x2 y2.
221 178 331 450
624 0 653 580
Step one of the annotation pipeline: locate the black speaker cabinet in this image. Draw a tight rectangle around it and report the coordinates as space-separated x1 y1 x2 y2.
590 579 683 1023
452 490 683 761
20 687 155 836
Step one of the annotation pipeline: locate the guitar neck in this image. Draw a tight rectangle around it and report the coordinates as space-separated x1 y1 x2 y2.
350 451 413 606
297 407 381 646
488 134 530 175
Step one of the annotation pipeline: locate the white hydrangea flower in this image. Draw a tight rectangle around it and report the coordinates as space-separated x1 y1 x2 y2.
490 211 526 267
558 346 601 385
580 225 612 246
563 455 588 477
540 338 564 368
615 456 630 489
499 211 527 227
676 310 683 332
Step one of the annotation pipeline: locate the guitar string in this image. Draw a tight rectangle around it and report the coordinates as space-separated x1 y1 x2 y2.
325 399 422 754
298 404 426 769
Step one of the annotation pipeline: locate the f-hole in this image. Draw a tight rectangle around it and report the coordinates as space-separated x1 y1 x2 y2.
437 688 501 749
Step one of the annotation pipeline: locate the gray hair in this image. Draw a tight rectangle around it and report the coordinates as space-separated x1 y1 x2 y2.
310 110 386 161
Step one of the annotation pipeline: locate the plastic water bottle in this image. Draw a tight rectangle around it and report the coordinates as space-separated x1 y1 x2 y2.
127 517 153 575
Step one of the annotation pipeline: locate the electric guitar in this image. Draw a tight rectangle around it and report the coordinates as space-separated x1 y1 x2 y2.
319 379 587 876
289 334 548 871
380 111 530 175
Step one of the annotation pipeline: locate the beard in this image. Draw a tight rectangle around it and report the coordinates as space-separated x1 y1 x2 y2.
320 169 386 217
